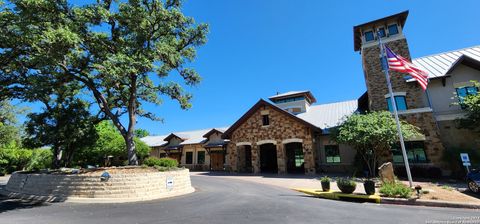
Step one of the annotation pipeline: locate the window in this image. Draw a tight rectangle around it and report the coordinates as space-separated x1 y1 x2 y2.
197 151 205 164
456 86 478 107
391 141 428 163
294 148 304 167
364 31 374 42
377 27 386 38
386 96 407 112
388 24 399 35
186 152 193 164
325 145 341 163
275 96 305 104
262 115 270 126
160 153 166 158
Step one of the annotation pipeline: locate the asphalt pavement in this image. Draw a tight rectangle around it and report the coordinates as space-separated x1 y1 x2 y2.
0 175 479 224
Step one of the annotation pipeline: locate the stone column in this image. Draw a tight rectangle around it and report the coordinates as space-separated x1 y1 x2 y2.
227 143 237 172
303 140 316 175
252 144 260 174
276 143 287 174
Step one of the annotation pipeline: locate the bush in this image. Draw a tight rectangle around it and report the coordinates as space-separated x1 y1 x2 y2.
26 149 52 171
379 181 412 198
143 157 178 168
320 176 331 183
336 177 357 194
0 147 33 173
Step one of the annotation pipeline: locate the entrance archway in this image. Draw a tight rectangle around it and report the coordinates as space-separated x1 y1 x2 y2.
259 143 277 173
285 142 304 173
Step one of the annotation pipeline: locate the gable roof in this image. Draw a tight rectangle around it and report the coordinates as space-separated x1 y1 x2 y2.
409 45 480 81
222 99 322 139
202 128 227 138
141 127 229 147
297 100 358 131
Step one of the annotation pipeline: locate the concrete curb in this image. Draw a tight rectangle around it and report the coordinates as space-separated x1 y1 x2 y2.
0 187 195 204
293 188 480 209
381 197 480 209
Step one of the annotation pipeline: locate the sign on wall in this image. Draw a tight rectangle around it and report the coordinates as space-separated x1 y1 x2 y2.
166 177 174 190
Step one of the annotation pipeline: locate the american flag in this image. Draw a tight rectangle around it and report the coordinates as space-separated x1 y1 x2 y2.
384 45 429 90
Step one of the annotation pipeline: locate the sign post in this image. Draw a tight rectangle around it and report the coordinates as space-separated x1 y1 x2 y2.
460 153 471 173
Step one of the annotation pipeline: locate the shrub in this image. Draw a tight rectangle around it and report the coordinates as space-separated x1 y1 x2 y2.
379 181 412 198
336 177 357 194
143 157 178 168
320 176 331 183
0 147 33 173
26 149 52 171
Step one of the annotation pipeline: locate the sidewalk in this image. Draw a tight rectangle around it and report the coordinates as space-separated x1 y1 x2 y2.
190 172 367 193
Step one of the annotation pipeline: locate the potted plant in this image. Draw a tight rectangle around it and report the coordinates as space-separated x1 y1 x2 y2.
320 176 331 192
336 177 357 194
364 179 375 195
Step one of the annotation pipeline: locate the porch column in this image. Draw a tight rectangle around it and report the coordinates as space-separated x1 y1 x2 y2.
252 144 260 174
303 139 316 175
277 143 287 174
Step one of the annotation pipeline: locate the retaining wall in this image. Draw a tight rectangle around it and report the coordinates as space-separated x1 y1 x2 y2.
4 168 194 203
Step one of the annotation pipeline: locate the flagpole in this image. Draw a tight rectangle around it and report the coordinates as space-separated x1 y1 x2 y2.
377 34 414 188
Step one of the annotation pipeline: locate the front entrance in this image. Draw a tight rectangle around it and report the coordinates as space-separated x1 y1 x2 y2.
260 143 278 173
285 142 304 173
210 151 224 171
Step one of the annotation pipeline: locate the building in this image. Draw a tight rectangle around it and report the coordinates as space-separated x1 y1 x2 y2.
141 128 229 171
354 10 480 174
142 11 480 176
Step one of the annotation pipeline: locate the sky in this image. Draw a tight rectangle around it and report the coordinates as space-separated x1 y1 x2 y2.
12 0 480 136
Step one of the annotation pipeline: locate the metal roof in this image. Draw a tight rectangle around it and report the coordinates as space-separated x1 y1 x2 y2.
411 45 480 81
296 100 358 130
140 127 229 147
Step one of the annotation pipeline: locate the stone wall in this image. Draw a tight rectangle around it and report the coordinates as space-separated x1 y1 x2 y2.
4 168 194 203
361 38 428 111
361 38 446 169
227 104 316 174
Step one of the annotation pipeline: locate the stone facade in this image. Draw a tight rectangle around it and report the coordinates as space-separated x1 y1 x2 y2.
4 168 194 203
361 32 446 169
226 103 317 174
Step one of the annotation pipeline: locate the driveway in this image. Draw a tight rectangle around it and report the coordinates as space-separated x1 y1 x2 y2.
0 174 479 224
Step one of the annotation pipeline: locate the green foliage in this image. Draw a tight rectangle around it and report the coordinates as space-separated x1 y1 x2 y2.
379 181 412 198
23 97 98 168
320 176 331 183
336 177 357 194
0 145 32 173
0 100 24 147
336 178 357 188
134 129 150 138
26 148 53 171
455 81 480 133
332 111 421 177
75 121 150 166
0 0 209 165
143 157 178 168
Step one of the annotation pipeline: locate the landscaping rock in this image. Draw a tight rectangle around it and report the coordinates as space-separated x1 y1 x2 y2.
378 162 395 183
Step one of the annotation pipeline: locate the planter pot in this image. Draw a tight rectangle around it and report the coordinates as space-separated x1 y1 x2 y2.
321 181 330 192
338 184 356 194
364 180 375 195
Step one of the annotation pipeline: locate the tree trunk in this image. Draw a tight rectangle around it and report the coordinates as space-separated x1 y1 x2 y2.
125 132 138 165
53 147 63 169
